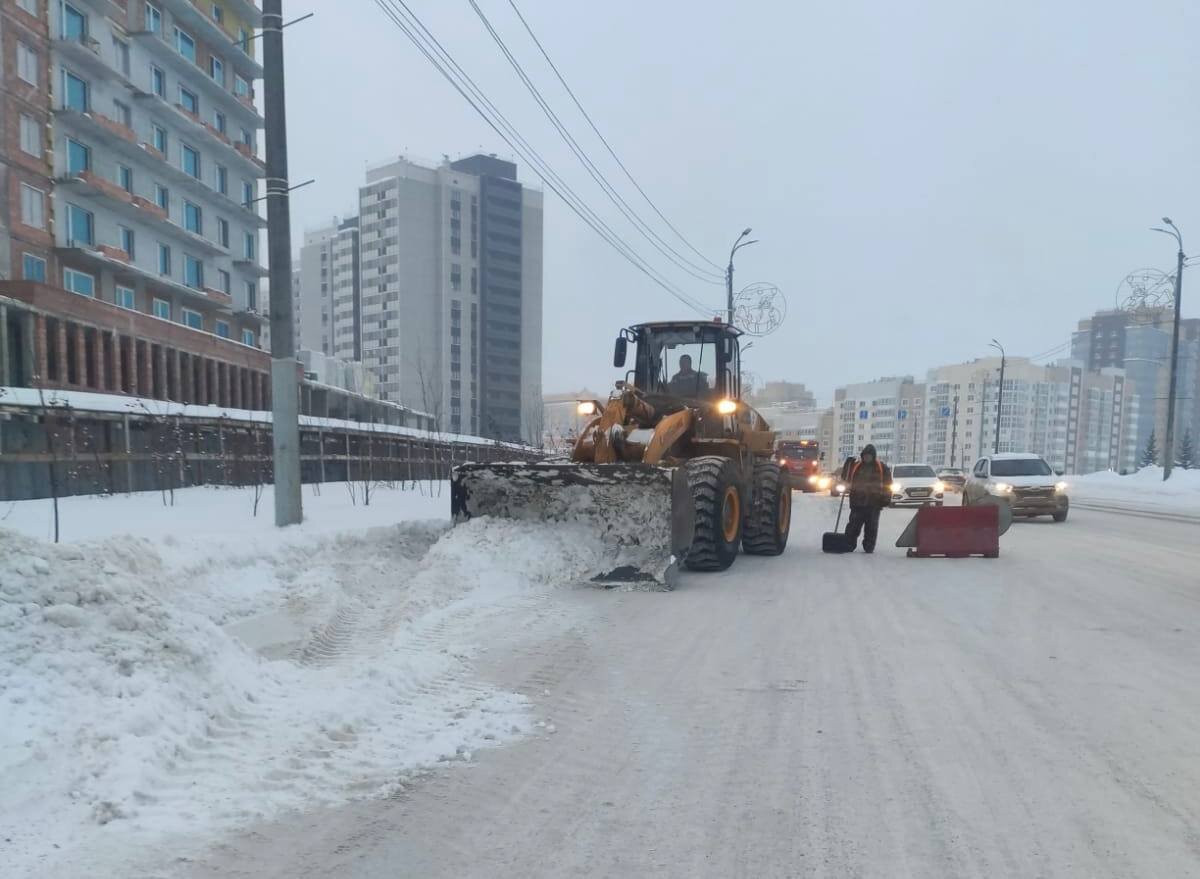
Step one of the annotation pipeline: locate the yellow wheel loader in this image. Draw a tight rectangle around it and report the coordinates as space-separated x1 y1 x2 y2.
451 320 791 586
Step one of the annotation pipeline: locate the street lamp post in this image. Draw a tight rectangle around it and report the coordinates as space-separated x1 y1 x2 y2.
990 339 1006 454
1152 218 1185 480
726 228 758 325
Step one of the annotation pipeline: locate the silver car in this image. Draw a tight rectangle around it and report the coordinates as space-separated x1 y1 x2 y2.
963 453 1069 522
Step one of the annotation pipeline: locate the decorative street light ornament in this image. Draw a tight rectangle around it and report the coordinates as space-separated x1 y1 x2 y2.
733 282 786 336
1117 268 1176 325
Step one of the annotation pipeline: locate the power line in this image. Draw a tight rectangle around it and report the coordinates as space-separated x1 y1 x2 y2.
503 0 724 275
371 0 716 315
469 0 723 284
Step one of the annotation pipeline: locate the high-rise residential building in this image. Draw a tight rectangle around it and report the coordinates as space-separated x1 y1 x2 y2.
293 216 360 360
355 155 542 441
1072 308 1200 464
1 0 269 403
831 376 913 465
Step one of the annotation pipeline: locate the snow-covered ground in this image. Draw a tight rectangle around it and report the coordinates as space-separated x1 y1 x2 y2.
1069 466 1200 515
0 484 609 878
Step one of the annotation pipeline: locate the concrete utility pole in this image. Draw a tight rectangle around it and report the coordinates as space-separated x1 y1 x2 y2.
1152 218 1185 481
990 339 1006 454
263 0 302 526
726 228 757 324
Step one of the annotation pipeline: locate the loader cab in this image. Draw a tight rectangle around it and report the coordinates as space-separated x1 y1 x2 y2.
615 321 743 402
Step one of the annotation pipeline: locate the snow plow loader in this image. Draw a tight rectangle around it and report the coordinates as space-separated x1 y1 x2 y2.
451 320 791 587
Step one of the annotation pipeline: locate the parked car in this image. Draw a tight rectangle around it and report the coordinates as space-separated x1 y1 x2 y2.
889 464 946 507
936 467 967 491
963 453 1069 521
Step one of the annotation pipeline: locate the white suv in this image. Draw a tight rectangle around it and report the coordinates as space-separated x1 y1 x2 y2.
889 464 945 507
963 453 1069 522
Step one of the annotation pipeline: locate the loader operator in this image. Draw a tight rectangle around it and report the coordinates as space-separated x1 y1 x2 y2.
840 443 892 553
668 354 710 398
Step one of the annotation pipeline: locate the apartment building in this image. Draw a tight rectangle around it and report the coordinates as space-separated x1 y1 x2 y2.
1 0 270 405
831 376 914 465
293 215 360 361
355 154 542 441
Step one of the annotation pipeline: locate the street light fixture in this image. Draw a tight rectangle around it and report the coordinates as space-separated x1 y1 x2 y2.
990 339 1006 454
726 227 758 325
1151 218 1185 480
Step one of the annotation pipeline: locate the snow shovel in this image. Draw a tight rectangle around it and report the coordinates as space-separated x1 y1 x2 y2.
822 492 855 553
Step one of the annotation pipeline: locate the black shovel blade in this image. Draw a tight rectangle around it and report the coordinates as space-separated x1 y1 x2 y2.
822 532 854 554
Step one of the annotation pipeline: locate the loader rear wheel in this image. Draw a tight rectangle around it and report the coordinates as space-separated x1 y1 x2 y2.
683 456 742 571
743 460 790 556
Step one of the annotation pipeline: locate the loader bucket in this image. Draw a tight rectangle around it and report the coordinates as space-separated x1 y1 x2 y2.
451 462 695 588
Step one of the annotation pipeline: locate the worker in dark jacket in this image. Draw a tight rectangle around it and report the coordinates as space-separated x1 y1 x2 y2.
840 443 892 553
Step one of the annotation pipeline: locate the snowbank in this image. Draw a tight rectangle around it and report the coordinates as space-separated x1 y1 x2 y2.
1070 467 1200 515
0 484 608 877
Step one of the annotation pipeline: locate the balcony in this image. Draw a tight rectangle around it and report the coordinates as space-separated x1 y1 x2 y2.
128 30 262 125
131 90 265 176
54 108 266 229
233 257 268 278
57 246 236 315
162 0 264 79
57 172 227 257
53 34 111 77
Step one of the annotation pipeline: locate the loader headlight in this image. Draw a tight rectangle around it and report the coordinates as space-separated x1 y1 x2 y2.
1055 481 1068 493
576 400 597 416
989 482 1013 495
716 398 738 415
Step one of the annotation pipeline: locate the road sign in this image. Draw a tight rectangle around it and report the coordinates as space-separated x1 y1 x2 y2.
859 410 869 420
897 409 908 420
940 406 952 418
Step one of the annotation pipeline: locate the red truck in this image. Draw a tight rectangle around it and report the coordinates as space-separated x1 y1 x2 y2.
776 440 824 491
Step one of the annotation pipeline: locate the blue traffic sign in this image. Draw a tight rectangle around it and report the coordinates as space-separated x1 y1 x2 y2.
859 410 869 420
940 406 952 418
897 409 908 420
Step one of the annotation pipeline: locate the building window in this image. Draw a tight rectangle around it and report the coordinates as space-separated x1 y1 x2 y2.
240 128 252 147
20 115 41 156
63 268 95 297
17 42 38 86
184 254 203 288
245 281 257 310
145 2 162 33
153 123 167 154
17 0 38 14
218 269 231 294
118 164 133 192
216 164 228 195
181 143 201 178
184 200 202 233
179 86 199 115
210 56 224 84
151 65 165 97
155 183 169 212
242 329 255 347
116 285 136 309
20 185 45 228
158 243 172 276
22 253 47 282
214 110 226 135
212 4 224 23
120 226 135 258
153 298 171 320
182 308 203 329
176 28 196 63
66 203 94 245
113 36 130 76
217 217 230 247
66 138 90 174
243 232 255 260
62 3 87 40
62 70 90 112
234 74 250 97
215 319 230 338
237 27 250 53
113 99 132 128
241 180 254 207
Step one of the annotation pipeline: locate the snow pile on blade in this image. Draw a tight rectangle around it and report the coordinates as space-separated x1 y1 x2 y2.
451 462 694 588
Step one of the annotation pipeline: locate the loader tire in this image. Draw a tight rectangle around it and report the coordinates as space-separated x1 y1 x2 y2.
683 456 742 571
743 460 791 556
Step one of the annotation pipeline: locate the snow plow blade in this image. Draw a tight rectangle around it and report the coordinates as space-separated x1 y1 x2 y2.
451 462 695 588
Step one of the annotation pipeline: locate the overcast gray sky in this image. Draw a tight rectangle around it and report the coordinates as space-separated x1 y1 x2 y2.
282 0 1199 402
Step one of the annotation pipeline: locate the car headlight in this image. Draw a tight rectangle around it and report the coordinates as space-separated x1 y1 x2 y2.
807 474 819 485
835 483 846 493
934 481 946 493
1055 481 1068 493
890 482 902 493
818 476 832 489
989 482 1013 495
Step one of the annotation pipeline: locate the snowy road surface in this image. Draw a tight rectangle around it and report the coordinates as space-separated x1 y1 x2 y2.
174 494 1200 879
